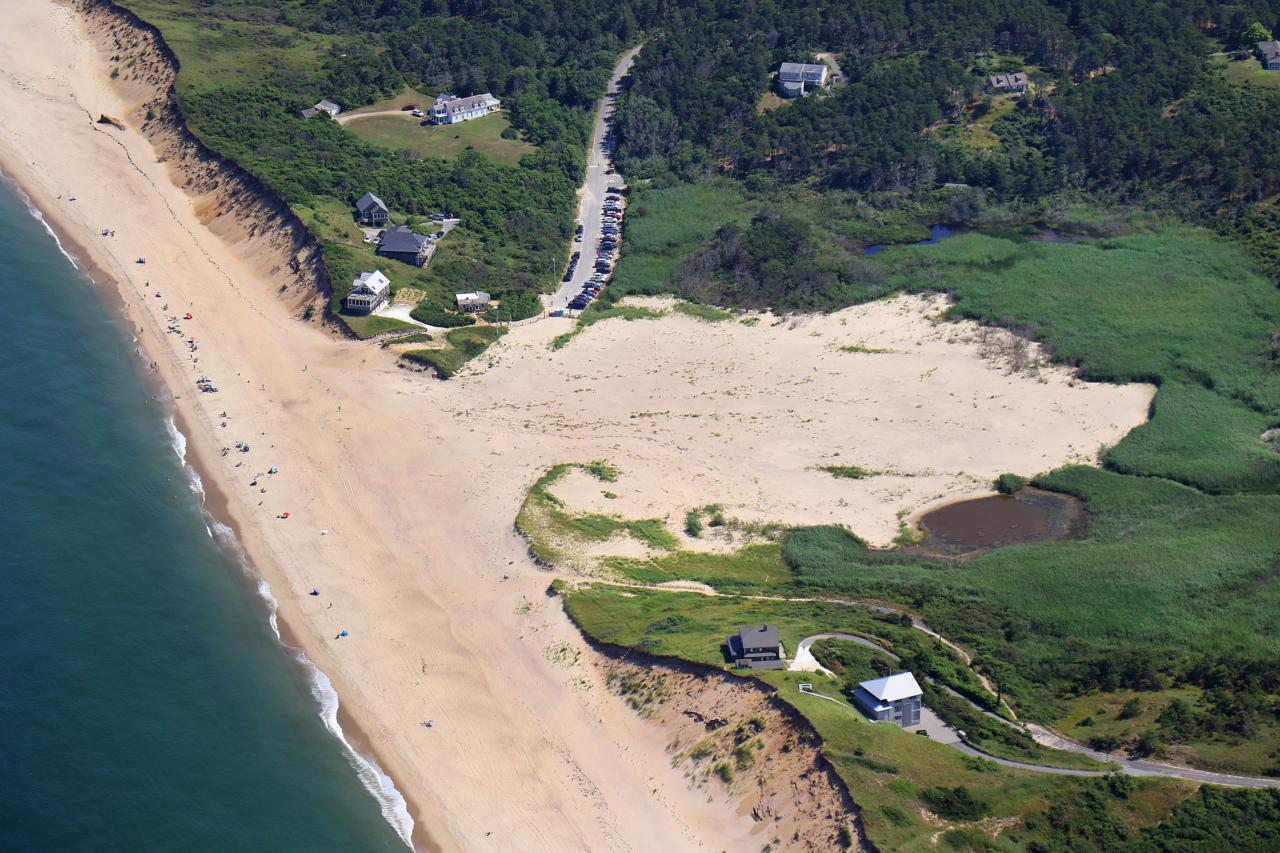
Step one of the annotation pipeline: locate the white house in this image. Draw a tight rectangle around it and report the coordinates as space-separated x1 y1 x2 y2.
299 99 342 119
455 291 491 312
431 93 501 125
852 672 923 727
778 62 829 97
344 270 390 314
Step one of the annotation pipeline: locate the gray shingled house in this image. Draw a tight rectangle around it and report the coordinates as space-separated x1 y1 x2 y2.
1259 40 1280 70
376 225 432 267
727 624 786 670
988 72 1030 92
355 192 389 226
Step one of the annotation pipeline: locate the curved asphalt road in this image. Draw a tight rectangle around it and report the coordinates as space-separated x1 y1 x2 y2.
790 632 1280 787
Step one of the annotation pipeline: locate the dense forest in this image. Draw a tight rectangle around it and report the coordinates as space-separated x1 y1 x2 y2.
124 0 1280 310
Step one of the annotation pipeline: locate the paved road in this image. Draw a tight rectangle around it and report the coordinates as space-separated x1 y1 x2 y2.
788 631 1280 786
548 47 640 312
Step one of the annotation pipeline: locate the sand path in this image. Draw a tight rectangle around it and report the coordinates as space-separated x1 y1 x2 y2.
0 2 1155 850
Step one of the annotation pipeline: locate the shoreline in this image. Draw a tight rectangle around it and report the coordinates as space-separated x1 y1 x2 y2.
0 162 430 851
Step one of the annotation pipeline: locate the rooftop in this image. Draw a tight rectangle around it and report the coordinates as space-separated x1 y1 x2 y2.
356 191 387 213
858 672 922 703
378 225 430 255
779 62 827 83
738 624 780 648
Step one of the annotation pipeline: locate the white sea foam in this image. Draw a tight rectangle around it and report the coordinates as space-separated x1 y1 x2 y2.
165 414 416 848
5 175 83 272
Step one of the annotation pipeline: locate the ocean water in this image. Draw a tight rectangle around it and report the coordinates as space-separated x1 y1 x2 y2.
0 181 410 852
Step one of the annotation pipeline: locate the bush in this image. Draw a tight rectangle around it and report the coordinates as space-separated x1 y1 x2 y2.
994 473 1027 494
922 786 989 821
684 510 703 537
410 303 476 327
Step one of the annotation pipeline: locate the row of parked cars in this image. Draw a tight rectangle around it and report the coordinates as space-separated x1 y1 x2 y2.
567 188 626 311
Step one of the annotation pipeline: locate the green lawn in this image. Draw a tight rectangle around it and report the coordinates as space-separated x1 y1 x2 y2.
1212 52 1280 91
343 112 535 165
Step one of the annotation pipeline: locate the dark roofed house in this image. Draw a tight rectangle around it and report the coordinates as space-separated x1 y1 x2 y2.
1258 41 1280 70
988 72 1030 92
727 624 786 670
376 225 432 267
777 61 829 98
355 192 389 226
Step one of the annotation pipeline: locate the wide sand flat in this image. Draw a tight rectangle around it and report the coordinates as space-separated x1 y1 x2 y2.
0 2 1153 850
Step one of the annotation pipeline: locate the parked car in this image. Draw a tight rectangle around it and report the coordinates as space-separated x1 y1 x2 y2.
606 185 625 194
571 251 581 261
411 110 424 118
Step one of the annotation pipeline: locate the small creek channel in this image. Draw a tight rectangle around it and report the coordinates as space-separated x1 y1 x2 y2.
914 488 1084 557
864 222 1093 255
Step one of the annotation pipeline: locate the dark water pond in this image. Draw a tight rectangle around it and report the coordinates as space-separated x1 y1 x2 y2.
864 224 957 255
864 222 1095 255
916 488 1083 557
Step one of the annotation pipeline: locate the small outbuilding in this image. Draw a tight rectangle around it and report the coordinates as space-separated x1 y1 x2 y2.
343 270 390 314
727 624 786 670
1258 41 1280 70
355 192 389 226
852 672 923 727
376 225 433 267
455 291 491 312
299 99 342 119
778 62 829 97
988 72 1030 92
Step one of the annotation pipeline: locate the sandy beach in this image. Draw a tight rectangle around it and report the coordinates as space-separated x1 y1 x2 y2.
0 2 1155 850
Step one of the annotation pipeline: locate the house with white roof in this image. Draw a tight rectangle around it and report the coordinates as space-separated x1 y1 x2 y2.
299 99 342 119
852 672 923 726
778 62 829 97
432 93 501 125
455 291 491 312
343 270 390 314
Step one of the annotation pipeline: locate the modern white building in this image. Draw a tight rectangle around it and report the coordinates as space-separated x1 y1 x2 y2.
778 62 829 97
344 270 390 314
852 672 923 727
431 92 501 125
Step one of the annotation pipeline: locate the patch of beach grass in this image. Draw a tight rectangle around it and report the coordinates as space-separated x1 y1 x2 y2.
401 325 504 378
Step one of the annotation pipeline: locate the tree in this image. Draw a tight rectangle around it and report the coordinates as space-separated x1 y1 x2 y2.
1244 22 1274 45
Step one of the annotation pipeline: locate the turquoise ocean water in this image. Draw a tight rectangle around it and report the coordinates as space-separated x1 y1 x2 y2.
0 180 409 852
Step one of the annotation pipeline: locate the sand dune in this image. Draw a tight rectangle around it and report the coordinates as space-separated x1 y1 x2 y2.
0 2 1153 850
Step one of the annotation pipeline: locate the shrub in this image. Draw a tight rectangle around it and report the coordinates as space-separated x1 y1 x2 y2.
994 473 1027 494
922 786 989 821
410 303 475 327
684 510 703 537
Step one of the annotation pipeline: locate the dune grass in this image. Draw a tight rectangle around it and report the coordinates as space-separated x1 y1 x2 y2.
881 228 1280 493
401 325 504 378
